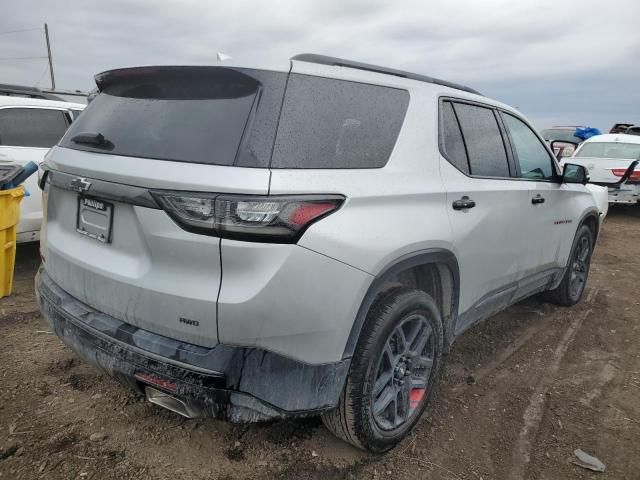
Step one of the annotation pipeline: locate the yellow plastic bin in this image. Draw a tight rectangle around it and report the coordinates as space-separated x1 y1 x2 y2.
0 186 25 298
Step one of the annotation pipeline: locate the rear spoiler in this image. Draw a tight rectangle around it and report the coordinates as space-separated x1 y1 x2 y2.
93 66 260 100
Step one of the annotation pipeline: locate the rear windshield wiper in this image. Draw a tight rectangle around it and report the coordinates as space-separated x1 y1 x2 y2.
71 131 112 148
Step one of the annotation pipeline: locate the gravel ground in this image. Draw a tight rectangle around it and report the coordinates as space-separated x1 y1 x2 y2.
1 206 639 480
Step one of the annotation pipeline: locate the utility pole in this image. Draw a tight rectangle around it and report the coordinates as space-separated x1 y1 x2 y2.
44 23 55 90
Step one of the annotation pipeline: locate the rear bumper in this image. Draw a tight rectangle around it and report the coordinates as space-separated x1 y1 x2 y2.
608 185 640 204
16 230 40 243
16 190 42 242
36 268 349 422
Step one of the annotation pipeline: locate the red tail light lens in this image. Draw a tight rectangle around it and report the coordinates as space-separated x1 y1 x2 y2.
611 168 640 182
286 202 338 226
152 192 344 243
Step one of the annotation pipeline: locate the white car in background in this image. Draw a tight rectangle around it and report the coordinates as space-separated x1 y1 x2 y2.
567 134 640 205
0 94 84 242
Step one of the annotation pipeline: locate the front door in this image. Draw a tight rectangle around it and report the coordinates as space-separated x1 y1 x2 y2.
499 112 578 295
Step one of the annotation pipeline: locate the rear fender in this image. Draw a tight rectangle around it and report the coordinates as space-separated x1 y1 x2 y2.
342 249 460 359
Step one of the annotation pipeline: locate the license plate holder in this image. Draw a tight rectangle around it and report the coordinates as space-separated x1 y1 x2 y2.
76 196 113 243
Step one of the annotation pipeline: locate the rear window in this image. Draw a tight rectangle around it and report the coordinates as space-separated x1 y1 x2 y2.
61 68 409 169
0 108 69 148
575 142 640 159
271 75 409 169
60 67 287 167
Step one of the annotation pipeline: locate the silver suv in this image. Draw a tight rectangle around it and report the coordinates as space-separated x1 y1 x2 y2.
36 54 601 452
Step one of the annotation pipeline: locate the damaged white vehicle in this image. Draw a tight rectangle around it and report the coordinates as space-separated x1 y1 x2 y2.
565 134 640 205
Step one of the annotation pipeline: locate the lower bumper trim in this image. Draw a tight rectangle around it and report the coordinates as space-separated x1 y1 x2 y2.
36 268 349 421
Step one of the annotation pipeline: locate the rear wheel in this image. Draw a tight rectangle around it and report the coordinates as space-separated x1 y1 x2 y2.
322 288 443 452
545 225 593 306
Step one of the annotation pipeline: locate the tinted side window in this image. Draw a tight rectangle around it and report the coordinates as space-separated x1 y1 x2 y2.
502 113 555 180
271 74 409 169
0 108 68 148
453 103 510 177
440 101 469 173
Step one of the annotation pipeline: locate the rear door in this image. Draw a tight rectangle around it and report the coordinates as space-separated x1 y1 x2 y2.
42 66 286 347
500 112 579 286
0 106 72 239
439 99 530 332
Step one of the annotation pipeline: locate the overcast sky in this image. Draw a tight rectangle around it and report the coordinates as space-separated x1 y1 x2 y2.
1 0 638 130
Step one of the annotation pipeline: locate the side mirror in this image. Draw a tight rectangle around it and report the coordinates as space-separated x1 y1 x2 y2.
562 163 589 185
550 140 579 161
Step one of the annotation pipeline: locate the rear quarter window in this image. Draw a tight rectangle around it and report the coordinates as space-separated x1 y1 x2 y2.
271 75 409 169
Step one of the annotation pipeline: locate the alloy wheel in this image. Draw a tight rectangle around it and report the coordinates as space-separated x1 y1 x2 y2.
569 235 590 300
371 313 435 431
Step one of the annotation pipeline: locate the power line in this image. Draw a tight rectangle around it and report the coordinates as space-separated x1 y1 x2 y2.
0 23 56 89
0 27 42 36
33 62 50 87
0 56 48 61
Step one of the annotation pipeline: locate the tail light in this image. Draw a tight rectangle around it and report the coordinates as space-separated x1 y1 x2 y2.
611 168 640 183
152 192 344 243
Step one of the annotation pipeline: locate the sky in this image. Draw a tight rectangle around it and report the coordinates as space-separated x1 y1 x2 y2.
1 0 639 131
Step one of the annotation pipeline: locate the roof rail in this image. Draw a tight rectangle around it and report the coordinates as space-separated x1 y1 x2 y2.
291 54 481 96
0 83 64 101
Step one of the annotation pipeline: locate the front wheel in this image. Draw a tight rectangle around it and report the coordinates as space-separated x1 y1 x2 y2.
545 225 593 306
322 288 443 452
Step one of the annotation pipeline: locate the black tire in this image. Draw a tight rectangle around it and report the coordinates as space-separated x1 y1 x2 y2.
544 224 593 306
322 287 444 452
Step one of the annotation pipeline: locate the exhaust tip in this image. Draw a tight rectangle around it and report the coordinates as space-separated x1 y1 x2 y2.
145 386 197 419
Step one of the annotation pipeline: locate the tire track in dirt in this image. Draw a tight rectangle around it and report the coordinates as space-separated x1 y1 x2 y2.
451 319 548 396
508 286 599 479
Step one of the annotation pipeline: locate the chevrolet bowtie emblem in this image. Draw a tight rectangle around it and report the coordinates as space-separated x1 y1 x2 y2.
70 177 92 192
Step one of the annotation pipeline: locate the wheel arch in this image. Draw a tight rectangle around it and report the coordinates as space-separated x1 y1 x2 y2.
578 208 600 244
550 207 600 290
342 249 460 360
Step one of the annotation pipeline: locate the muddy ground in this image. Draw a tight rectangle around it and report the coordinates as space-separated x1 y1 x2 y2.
1 206 639 480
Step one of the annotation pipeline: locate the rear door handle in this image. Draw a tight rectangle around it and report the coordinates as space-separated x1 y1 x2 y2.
531 194 545 205
452 196 476 210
